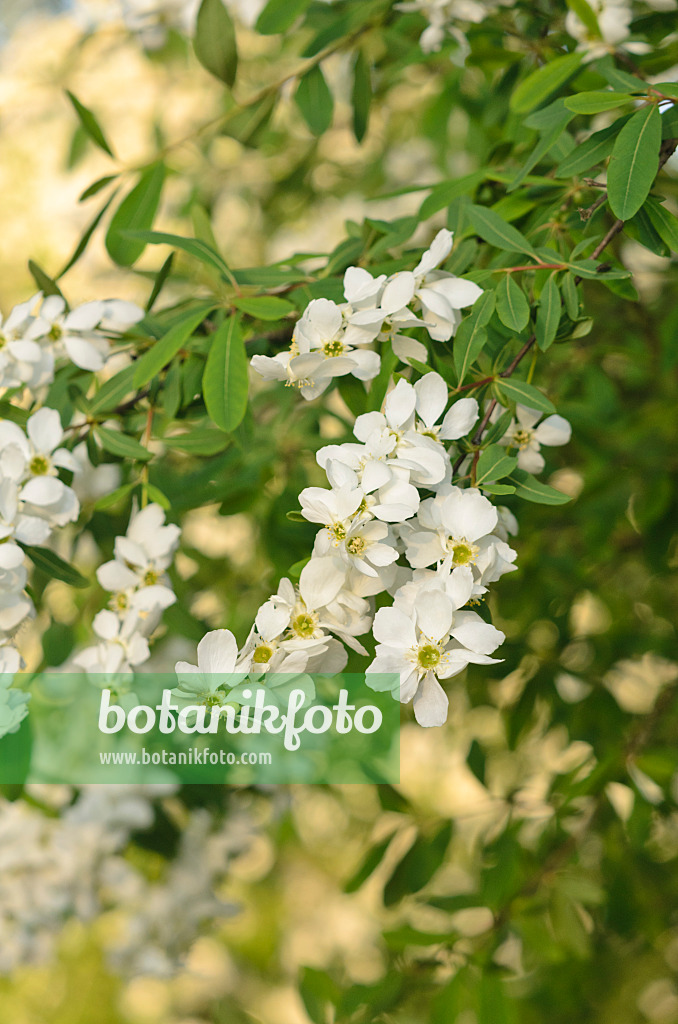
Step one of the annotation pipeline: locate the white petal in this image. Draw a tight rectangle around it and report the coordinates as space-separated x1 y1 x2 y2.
196 630 238 674
384 378 416 429
440 397 479 439
413 229 453 278
415 590 453 642
414 372 448 428
96 560 138 591
299 555 346 609
391 334 429 365
64 301 105 331
427 275 483 310
19 476 64 506
304 298 342 340
534 414 571 447
442 488 498 542
516 405 542 429
255 599 290 641
63 336 105 371
27 407 62 453
372 606 416 649
450 614 505 654
348 348 381 381
413 672 449 726
381 272 416 314
517 448 545 474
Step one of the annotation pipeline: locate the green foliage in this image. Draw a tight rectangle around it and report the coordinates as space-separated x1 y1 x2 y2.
193 0 238 86
105 163 166 266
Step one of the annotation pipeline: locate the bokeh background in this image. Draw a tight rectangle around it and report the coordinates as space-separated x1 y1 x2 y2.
1 2 678 1023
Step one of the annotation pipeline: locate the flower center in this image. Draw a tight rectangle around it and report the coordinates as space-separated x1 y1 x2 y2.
322 339 345 358
328 522 346 543
113 592 129 612
0 332 6 349
346 536 366 555
252 644 274 664
202 693 224 707
29 455 50 476
48 324 63 342
417 644 441 669
143 568 160 586
447 537 479 566
513 428 533 449
291 612 318 638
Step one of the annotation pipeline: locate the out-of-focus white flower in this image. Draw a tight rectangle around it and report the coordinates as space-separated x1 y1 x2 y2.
565 0 649 55
496 404 571 474
97 503 180 616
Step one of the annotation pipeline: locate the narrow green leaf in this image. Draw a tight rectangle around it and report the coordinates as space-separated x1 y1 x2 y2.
496 379 556 413
644 197 678 252
105 163 166 266
59 191 118 278
509 106 574 192
27 261 64 300
94 483 136 511
511 467 571 504
295 66 334 136
481 482 516 496
89 364 138 414
595 55 646 93
554 115 629 177
95 426 153 462
475 445 518 485
418 172 485 219
163 428 231 454
194 0 238 86
124 230 232 279
221 94 276 147
535 275 561 351
144 484 170 510
233 295 294 320
19 544 89 588
79 174 119 201
607 104 661 220
496 275 530 333
352 49 372 143
510 53 584 115
133 305 213 388
454 289 496 383
146 252 175 312
203 317 249 432
66 91 115 157
344 837 392 893
562 271 580 319
256 0 311 34
564 91 633 114
468 204 538 257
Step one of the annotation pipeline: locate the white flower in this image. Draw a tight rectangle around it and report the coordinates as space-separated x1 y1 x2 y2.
497 404 571 474
174 629 244 707
0 294 54 391
565 0 639 55
314 518 399 579
27 297 111 372
0 674 30 739
73 609 151 675
97 503 180 615
366 565 504 726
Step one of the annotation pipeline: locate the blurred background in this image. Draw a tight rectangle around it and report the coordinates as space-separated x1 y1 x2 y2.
1 2 678 1022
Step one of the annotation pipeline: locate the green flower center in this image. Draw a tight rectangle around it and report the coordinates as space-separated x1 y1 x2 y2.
292 613 317 638
203 693 224 707
29 455 50 476
513 428 533 449
48 324 63 342
113 592 129 612
347 536 366 555
418 645 441 669
253 645 274 664
0 332 6 349
322 339 345 358
143 568 160 586
448 539 479 566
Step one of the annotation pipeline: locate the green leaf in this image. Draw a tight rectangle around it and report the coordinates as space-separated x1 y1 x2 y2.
124 230 232 279
468 205 538 258
93 483 135 511
19 544 89 588
65 91 115 157
95 426 153 462
351 49 372 143
144 484 170 510
495 378 556 413
554 115 629 177
299 968 340 1024
256 0 311 33
193 0 238 86
481 482 516 496
89 364 138 414
644 197 678 252
607 104 661 220
453 289 496 383
79 174 118 201
27 261 64 300
564 91 633 114
163 428 231 454
59 191 118 278
384 823 452 907
475 444 518 485
496 275 530 333
133 305 214 388
595 55 645 93
565 0 601 36
203 317 249 432
221 94 276 147
535 275 561 351
510 467 571 504
509 105 574 192
295 66 334 136
232 295 295 320
418 172 485 219
510 53 584 115
105 163 166 266
344 837 392 893
146 252 175 312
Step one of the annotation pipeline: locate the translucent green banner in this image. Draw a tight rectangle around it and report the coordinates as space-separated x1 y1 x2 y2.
0 673 400 785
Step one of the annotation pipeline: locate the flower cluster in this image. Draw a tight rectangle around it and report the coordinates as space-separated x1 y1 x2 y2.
0 407 85 731
72 0 201 48
251 229 482 400
0 293 143 393
179 370 520 727
73 503 181 680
